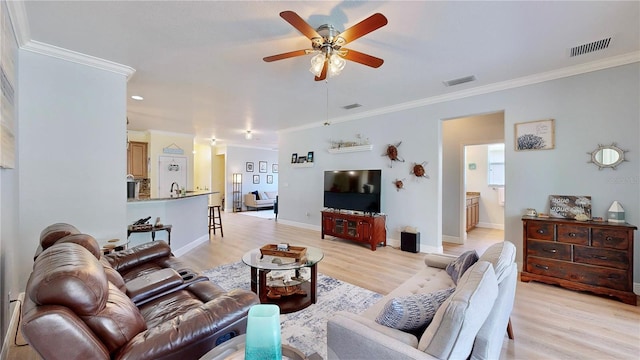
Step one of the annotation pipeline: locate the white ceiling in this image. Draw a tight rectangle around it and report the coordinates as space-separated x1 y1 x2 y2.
19 1 640 148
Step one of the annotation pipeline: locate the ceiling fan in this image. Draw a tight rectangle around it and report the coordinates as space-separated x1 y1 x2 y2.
263 11 388 81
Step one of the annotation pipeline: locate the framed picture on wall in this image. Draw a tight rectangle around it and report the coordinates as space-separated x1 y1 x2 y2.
259 161 267 173
246 162 254 172
267 175 273 184
272 164 278 173
307 151 314 162
253 175 260 184
515 119 555 151
291 153 298 163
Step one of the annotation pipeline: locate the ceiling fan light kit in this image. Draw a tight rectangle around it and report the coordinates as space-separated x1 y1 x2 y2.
265 11 387 81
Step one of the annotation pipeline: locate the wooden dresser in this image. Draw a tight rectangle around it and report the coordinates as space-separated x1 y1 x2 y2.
521 216 637 305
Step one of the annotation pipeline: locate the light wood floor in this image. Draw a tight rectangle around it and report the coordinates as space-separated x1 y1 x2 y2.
180 212 640 359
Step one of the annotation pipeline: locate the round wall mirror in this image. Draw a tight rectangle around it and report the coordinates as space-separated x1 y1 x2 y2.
587 143 627 170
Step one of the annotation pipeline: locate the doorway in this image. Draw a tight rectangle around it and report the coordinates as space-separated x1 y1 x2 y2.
441 111 505 253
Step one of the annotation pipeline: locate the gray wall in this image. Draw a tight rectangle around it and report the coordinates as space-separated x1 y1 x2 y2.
0 48 128 331
278 63 640 285
224 145 278 212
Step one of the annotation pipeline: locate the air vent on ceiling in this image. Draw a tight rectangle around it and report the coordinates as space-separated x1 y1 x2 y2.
570 37 611 57
342 103 362 110
443 75 476 87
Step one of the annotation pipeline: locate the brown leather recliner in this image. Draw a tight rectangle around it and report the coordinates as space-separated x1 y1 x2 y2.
22 224 260 360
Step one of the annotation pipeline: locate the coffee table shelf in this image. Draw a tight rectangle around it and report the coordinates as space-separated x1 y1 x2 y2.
242 246 324 314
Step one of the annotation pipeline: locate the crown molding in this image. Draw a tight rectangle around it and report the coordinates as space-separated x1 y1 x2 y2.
280 51 640 134
22 40 135 79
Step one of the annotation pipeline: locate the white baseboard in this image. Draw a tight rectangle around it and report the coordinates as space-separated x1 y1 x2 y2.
172 234 209 257
443 235 463 244
276 219 321 232
477 222 505 230
634 282 640 296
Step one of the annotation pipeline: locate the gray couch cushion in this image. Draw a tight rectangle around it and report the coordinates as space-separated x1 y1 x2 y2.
375 287 455 331
478 241 516 283
418 261 498 359
445 250 478 284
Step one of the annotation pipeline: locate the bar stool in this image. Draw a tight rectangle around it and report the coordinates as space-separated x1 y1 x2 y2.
209 205 223 237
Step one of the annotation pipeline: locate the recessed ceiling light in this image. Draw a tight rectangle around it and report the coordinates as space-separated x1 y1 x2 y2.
131 95 144 101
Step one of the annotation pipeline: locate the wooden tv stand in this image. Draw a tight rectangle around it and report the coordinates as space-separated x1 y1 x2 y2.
321 211 386 251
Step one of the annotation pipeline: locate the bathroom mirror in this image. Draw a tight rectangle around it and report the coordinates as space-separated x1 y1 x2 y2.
587 143 627 170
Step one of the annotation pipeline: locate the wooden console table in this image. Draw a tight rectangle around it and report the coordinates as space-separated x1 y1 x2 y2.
321 211 386 251
127 224 172 245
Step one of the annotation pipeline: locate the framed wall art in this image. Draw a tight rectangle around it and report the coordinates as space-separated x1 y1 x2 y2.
291 153 297 163
253 175 260 184
259 161 267 173
515 119 555 151
246 162 254 172
267 175 273 184
272 164 278 173
307 151 314 163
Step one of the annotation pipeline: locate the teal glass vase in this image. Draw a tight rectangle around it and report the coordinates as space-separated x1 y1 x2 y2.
245 304 282 360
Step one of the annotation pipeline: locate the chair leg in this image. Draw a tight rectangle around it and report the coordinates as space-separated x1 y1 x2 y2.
506 318 514 339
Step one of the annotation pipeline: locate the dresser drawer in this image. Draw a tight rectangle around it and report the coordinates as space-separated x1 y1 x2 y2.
527 240 571 261
574 246 629 270
592 228 629 250
556 224 589 245
527 222 554 241
527 257 629 291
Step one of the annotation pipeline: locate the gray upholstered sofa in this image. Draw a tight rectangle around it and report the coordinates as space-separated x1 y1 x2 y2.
327 241 517 360
244 191 277 210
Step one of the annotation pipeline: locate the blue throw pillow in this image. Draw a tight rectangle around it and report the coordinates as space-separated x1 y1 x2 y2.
251 190 260 200
375 287 456 331
445 250 479 284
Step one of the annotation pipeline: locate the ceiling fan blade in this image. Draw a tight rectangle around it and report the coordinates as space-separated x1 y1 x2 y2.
280 11 321 40
263 49 309 62
341 49 384 68
315 61 328 81
337 13 388 45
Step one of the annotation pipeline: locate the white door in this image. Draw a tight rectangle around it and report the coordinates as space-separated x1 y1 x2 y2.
159 156 187 197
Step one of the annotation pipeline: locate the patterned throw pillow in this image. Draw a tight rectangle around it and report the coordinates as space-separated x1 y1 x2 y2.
445 250 479 284
375 288 456 331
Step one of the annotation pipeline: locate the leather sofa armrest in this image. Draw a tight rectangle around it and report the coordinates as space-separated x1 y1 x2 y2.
104 241 172 273
327 312 438 360
116 290 260 360
126 268 184 305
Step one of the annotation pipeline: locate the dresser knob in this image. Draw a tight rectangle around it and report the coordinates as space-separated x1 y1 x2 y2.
605 236 613 241
568 232 577 237
537 229 545 234
545 248 557 253
594 255 608 260
535 264 549 270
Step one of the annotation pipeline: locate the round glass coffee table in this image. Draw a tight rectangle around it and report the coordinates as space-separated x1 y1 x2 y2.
199 334 321 360
242 245 324 314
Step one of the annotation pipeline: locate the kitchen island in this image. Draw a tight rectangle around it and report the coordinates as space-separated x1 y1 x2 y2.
127 191 215 256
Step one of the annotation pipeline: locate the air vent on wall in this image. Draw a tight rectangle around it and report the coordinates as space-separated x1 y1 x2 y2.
342 103 362 110
443 75 476 87
570 37 611 57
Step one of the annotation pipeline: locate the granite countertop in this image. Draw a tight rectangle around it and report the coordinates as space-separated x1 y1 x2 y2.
127 190 217 202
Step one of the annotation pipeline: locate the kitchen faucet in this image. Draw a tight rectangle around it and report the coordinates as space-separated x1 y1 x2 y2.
170 182 180 197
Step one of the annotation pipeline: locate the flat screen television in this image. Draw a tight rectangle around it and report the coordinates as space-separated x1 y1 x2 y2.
323 169 382 213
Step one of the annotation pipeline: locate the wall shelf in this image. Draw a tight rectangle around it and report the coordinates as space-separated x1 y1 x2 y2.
327 144 373 154
291 162 314 168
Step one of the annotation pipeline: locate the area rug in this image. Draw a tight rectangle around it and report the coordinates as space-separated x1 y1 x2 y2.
236 210 276 220
203 261 382 359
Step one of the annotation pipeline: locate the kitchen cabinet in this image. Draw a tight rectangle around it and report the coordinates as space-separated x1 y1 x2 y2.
127 141 148 179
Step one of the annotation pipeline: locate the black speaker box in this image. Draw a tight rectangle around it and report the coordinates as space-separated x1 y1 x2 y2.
401 232 420 253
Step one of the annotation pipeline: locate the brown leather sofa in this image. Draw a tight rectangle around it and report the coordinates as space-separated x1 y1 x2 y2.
22 223 260 360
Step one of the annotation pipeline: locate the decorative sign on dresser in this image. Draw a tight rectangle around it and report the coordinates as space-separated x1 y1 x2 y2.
521 216 637 305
